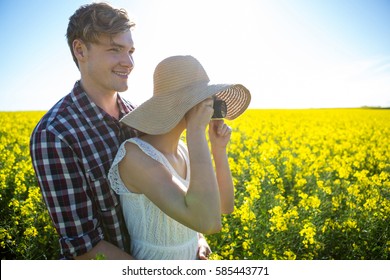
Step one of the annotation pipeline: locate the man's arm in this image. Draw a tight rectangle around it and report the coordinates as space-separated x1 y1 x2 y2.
30 128 127 259
74 240 135 259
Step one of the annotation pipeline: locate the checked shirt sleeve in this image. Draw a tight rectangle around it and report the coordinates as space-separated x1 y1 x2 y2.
30 127 103 258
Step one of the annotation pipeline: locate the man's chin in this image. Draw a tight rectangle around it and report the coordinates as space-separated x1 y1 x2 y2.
116 85 129 93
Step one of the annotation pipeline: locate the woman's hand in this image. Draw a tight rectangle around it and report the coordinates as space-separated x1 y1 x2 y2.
185 98 214 132
209 119 232 150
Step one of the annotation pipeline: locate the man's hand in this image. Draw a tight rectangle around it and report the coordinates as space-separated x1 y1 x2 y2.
197 234 212 260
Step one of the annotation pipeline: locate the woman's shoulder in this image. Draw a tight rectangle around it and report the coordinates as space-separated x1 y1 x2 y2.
123 138 163 163
115 138 164 194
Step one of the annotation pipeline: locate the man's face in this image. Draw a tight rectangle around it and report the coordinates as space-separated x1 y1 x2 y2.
81 30 135 96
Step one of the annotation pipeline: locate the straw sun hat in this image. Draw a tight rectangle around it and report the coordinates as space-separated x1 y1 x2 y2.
121 55 251 135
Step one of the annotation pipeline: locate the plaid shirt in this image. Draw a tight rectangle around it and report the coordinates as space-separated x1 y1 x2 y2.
30 81 139 259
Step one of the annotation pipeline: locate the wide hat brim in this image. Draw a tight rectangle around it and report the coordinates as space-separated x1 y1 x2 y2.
120 81 251 135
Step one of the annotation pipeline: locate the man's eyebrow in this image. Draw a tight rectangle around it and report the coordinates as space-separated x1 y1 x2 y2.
110 40 124 48
110 40 135 52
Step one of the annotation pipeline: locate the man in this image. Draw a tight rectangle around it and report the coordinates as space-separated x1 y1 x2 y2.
30 2 211 260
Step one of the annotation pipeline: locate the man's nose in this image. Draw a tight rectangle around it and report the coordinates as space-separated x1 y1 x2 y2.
121 53 134 69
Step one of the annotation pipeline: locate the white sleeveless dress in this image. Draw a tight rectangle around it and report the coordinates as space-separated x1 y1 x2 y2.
108 138 198 260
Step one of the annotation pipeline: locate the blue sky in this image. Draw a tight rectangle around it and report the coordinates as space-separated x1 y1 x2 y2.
0 0 389 111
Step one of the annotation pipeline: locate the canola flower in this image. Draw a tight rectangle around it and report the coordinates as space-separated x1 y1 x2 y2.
1 109 389 259
0 112 59 259
208 109 390 260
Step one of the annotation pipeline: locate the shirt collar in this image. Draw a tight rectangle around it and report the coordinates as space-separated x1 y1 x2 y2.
70 81 132 128
117 93 134 119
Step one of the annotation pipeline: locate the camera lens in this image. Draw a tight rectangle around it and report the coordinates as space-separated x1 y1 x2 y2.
212 99 227 119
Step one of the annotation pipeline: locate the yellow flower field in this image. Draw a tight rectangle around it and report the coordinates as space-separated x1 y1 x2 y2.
1 109 389 259
0 112 58 259
207 109 390 260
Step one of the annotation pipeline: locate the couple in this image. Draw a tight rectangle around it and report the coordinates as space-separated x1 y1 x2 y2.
30 2 250 260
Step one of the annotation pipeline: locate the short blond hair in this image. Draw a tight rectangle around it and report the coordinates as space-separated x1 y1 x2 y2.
66 2 135 67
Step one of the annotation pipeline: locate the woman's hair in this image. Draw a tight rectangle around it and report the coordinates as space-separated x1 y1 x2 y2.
66 2 135 67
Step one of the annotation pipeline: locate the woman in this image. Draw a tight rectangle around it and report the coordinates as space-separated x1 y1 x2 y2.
108 55 251 259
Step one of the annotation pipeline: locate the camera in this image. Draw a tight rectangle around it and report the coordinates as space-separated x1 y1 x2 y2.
212 98 227 119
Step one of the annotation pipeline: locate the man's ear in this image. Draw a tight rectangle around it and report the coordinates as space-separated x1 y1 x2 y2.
73 39 88 62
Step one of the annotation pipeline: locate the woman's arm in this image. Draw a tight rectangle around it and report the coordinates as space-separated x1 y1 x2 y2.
209 120 235 214
118 99 222 234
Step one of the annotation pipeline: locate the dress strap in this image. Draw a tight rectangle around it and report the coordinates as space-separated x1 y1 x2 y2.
177 140 190 181
108 140 131 194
